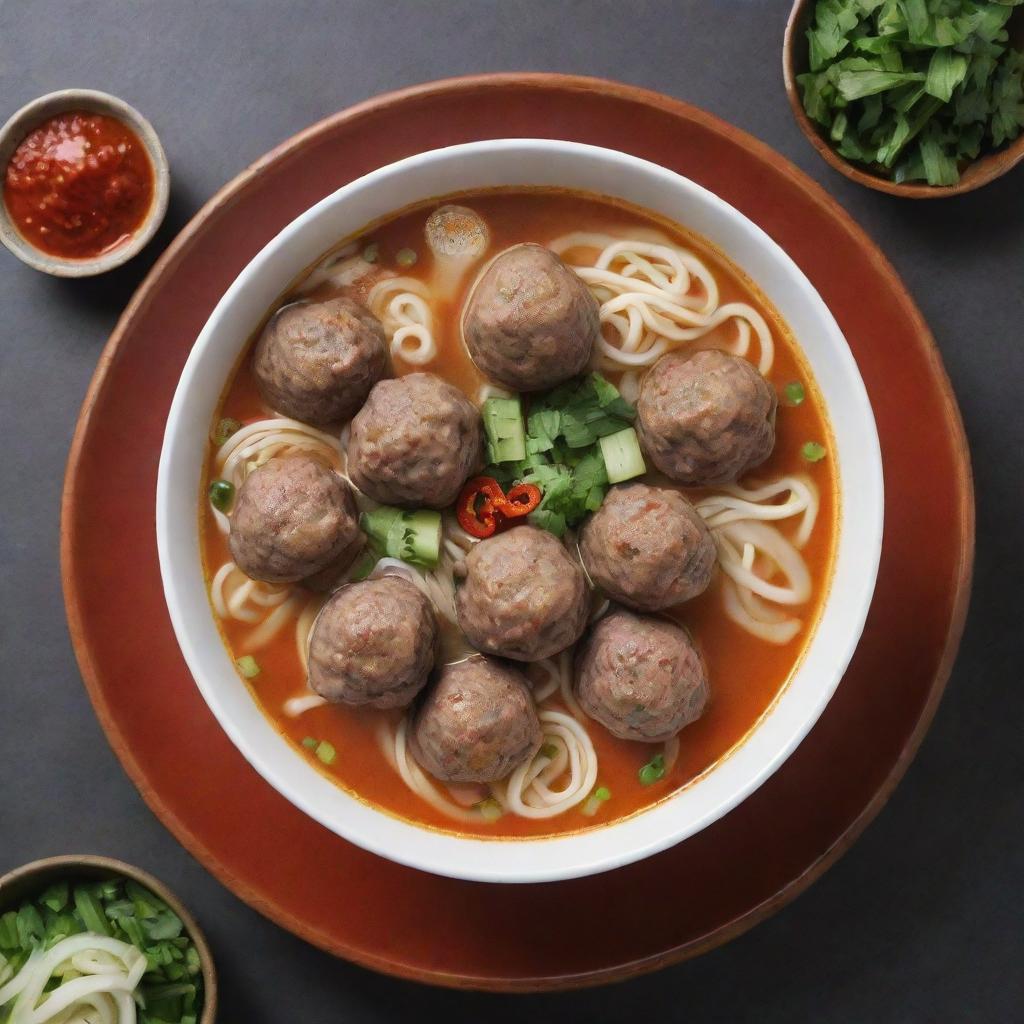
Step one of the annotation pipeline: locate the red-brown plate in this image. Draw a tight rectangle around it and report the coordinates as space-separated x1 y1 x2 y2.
61 74 973 991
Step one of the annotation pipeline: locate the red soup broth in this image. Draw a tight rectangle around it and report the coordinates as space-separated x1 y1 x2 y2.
202 189 838 840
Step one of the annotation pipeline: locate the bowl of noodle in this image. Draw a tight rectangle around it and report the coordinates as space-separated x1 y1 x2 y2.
157 140 883 883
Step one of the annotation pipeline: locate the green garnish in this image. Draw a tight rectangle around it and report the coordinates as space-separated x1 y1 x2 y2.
485 373 637 536
0 876 204 1021
482 396 527 463
639 753 666 786
315 740 336 765
539 742 559 760
208 478 235 513
360 506 442 568
362 241 380 263
802 441 828 462
235 655 261 679
396 247 418 267
598 426 647 484
798 0 1024 186
212 417 241 447
784 380 806 406
477 797 503 822
301 736 318 749
580 785 613 817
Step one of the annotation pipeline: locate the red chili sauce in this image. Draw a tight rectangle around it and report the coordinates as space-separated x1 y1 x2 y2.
4 111 154 259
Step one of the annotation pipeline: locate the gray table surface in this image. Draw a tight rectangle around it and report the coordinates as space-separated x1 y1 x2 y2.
1 1 1021 1020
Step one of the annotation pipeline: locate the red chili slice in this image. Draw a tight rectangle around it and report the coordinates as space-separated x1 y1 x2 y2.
456 476 506 538
501 482 542 518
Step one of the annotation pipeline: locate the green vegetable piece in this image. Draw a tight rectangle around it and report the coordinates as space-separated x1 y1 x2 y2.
599 427 647 484
539 743 559 760
482 397 527 463
39 882 69 913
362 242 380 263
16 903 45 947
802 441 828 462
477 798 503 822
302 736 318 749
396 247 417 267
73 886 111 936
925 48 969 103
236 655 261 678
0 910 20 949
639 753 667 786
360 506 403 548
784 381 806 406
315 740 336 765
212 417 241 447
208 478 235 513
594 786 611 802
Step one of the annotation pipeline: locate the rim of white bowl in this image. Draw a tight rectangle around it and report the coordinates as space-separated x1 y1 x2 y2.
156 139 883 884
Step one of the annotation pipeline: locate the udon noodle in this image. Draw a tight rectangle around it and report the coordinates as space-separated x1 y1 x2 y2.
205 217 828 827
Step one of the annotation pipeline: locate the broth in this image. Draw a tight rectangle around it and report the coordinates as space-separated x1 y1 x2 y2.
201 189 837 839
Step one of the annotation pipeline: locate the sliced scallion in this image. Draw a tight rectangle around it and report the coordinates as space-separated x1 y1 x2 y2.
599 426 647 484
784 381 806 406
315 740 336 765
482 396 527 463
802 441 827 463
639 753 666 786
235 655 261 679
301 737 318 749
362 241 380 263
396 247 418 267
477 798 503 822
208 479 235 513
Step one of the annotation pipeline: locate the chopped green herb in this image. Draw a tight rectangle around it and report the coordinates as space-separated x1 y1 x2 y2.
580 784 613 817
212 417 241 447
784 381 806 406
594 786 611 801
39 882 69 913
798 0 1024 185
207 478 235 513
539 743 559 760
315 740 336 765
639 753 666 786
301 736 318 749
486 373 636 535
477 797 503 822
235 655 261 679
362 241 380 263
396 247 418 267
802 441 828 462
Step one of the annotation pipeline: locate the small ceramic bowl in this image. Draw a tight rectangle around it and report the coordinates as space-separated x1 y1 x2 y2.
0 89 170 275
784 0 1024 198
0 855 216 1022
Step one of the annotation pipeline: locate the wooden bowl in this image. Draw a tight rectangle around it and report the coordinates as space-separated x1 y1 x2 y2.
783 0 1024 198
0 855 217 1022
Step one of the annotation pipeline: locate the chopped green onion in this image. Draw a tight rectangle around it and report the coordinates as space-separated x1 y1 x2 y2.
802 441 827 463
580 785 612 817
477 798 503 822
362 241 380 263
315 740 336 765
599 426 647 484
72 887 110 936
783 381 806 406
208 478 235 513
639 753 666 786
235 655 261 679
301 736 318 749
212 417 241 447
539 743 559 760
39 882 69 913
360 506 442 568
482 397 527 463
396 247 418 267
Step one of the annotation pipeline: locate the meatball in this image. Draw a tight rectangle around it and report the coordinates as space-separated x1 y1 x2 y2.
580 483 716 611
307 576 438 709
636 349 776 485
575 608 708 743
228 453 362 584
253 297 386 426
347 372 483 509
455 526 589 662
462 243 599 391
410 656 541 783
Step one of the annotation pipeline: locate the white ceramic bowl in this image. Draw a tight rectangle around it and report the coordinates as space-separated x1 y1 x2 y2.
157 140 883 884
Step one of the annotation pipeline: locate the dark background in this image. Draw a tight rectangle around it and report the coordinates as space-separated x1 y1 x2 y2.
1 2 1021 1020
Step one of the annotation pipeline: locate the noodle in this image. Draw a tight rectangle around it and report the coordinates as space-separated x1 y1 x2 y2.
366 276 437 365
